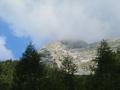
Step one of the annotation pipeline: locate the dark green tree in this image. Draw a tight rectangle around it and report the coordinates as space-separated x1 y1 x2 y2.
0 60 17 90
61 56 77 75
95 40 115 75
93 40 116 90
0 61 3 90
61 55 77 90
41 65 65 90
112 48 120 89
115 48 120 73
13 43 43 90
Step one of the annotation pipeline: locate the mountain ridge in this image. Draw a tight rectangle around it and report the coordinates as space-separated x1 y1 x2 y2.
39 38 120 75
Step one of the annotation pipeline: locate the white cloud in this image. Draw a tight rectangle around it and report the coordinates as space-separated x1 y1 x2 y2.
0 0 120 46
0 36 14 60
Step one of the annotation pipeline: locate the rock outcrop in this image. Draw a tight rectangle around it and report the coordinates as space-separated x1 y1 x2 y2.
39 38 120 75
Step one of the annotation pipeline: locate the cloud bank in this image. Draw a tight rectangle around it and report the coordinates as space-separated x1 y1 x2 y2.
0 36 14 60
0 0 120 45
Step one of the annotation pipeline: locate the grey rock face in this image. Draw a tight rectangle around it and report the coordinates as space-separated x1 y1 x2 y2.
39 38 120 75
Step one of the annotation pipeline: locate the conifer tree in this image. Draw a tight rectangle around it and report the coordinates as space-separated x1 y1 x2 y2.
95 40 114 75
13 42 43 90
0 62 3 90
93 40 116 90
61 55 77 90
115 48 120 73
61 56 77 75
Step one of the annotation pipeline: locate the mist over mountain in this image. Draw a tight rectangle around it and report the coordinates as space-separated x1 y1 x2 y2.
61 40 89 49
39 38 120 75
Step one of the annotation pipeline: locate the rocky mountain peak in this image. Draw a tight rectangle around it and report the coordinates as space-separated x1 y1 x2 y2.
39 38 120 75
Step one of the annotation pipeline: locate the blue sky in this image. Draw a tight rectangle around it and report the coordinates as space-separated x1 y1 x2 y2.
0 0 120 60
0 18 29 59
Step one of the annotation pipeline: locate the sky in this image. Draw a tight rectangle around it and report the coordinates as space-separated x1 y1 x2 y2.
0 0 120 60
